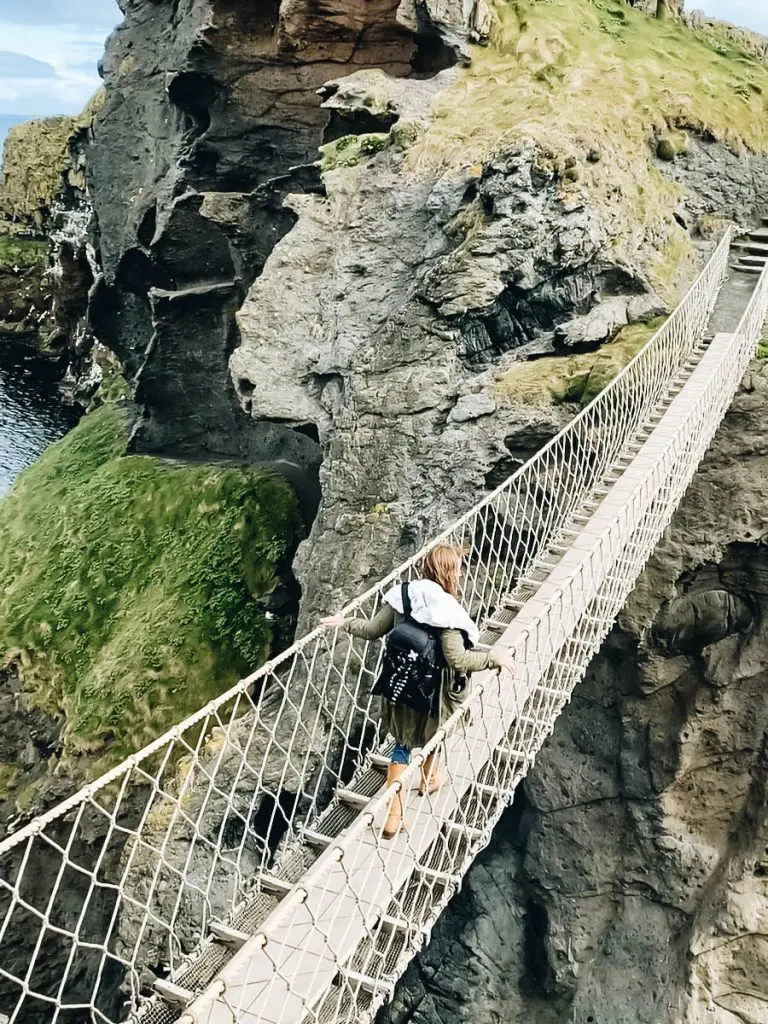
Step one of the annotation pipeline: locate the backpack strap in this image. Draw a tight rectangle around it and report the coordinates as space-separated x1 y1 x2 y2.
401 581 412 621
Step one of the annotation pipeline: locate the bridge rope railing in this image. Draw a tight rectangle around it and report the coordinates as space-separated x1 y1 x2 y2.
0 227 746 1024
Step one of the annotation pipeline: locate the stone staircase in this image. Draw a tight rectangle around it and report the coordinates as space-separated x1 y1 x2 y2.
731 215 768 275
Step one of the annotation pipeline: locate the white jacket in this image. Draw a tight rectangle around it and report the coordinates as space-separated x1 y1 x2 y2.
382 578 480 646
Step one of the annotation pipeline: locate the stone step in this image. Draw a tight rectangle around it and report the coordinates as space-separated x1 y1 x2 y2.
732 240 768 255
730 262 764 275
733 255 768 267
747 228 768 242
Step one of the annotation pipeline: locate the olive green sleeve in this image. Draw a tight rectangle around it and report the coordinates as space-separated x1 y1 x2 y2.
344 604 396 641
440 629 503 672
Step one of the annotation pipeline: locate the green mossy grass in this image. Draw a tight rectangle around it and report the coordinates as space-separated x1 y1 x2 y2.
320 133 391 172
493 318 665 408
0 405 302 770
0 235 49 271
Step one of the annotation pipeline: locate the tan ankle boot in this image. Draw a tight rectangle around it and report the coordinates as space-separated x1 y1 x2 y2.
382 763 409 839
419 752 442 797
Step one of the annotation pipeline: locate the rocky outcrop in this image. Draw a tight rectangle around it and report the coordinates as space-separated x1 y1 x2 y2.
229 63 693 628
0 237 53 353
0 104 100 366
0 117 84 230
83 0 768 528
380 358 768 1024
683 10 768 64
86 0 488 477
661 136 768 231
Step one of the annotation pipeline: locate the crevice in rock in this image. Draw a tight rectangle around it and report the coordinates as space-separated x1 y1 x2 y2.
167 70 221 140
136 203 157 249
406 3 468 76
52 239 95 347
115 247 172 294
221 789 299 864
292 422 320 444
410 28 458 76
457 287 532 365
520 898 555 998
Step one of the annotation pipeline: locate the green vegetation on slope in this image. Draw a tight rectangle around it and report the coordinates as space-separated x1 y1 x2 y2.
409 0 768 300
0 405 302 768
416 0 768 169
493 318 665 407
0 236 49 271
320 133 391 171
0 93 104 231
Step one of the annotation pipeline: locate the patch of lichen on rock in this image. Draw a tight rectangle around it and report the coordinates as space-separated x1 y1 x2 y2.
0 405 303 776
320 133 391 172
493 318 665 408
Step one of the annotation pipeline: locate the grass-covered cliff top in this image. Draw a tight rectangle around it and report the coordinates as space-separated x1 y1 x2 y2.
0 405 302 777
416 0 768 169
408 0 768 290
0 92 103 230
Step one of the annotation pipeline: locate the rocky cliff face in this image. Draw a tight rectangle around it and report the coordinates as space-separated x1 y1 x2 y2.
87 0 488 480
85 0 768 541
380 356 768 1024
0 105 101 386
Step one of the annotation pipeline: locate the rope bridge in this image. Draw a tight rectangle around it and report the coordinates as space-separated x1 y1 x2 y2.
1 227 767 1024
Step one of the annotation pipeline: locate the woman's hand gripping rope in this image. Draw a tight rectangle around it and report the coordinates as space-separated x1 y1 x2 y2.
493 646 516 676
320 614 346 629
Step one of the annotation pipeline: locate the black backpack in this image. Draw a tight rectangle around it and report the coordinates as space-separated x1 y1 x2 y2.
372 583 444 717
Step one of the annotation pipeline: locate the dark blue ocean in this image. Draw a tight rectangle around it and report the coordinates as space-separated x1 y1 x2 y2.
0 349 79 496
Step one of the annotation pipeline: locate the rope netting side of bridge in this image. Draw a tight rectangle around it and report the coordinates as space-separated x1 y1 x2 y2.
0 227 760 1024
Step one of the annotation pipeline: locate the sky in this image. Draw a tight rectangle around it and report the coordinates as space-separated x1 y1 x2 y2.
0 0 766 151
0 0 119 149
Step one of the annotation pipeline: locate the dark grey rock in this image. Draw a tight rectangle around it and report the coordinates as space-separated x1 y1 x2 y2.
661 136 768 229
84 0 486 478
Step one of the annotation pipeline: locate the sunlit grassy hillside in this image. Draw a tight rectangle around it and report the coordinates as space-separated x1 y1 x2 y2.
411 0 768 295
0 406 302 775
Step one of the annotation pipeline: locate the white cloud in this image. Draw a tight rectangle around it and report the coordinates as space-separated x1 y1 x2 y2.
690 1 768 34
0 20 108 116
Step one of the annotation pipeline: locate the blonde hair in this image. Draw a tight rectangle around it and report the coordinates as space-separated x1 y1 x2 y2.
421 544 463 598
